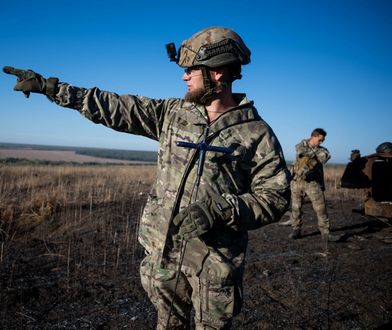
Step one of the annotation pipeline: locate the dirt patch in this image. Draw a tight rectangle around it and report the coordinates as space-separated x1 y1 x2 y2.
239 200 392 329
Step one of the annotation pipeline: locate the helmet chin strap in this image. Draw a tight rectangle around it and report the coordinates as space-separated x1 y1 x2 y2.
199 66 214 104
199 67 229 104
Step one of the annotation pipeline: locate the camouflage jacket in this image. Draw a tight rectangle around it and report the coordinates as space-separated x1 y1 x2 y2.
293 139 330 187
53 84 291 272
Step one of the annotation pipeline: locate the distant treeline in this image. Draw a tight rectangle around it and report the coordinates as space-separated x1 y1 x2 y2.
0 157 157 166
0 142 157 163
76 149 157 162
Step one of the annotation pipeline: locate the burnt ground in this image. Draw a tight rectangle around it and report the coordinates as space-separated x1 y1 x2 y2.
1 197 391 329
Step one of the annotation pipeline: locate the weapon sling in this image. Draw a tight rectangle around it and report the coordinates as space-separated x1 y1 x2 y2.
165 126 232 329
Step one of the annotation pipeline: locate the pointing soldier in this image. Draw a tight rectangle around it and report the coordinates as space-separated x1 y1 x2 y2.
4 27 291 329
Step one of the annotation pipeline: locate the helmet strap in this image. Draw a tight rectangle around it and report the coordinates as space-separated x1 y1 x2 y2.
199 66 215 104
198 67 233 104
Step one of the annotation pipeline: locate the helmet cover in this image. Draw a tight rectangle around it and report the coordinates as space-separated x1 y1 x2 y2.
178 27 251 68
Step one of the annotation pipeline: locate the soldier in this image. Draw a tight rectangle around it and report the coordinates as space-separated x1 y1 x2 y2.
289 128 333 240
4 27 291 329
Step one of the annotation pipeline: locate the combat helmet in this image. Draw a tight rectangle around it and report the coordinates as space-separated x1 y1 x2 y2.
176 27 251 69
166 27 251 103
376 142 392 154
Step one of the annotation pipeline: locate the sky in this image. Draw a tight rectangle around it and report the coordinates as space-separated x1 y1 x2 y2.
0 0 391 163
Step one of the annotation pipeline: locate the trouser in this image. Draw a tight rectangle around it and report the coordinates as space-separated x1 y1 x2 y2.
140 250 243 330
290 180 330 234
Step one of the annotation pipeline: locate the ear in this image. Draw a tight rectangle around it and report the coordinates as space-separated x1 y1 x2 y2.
209 68 225 82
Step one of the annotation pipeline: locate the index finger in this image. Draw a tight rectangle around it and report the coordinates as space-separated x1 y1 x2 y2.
3 66 26 78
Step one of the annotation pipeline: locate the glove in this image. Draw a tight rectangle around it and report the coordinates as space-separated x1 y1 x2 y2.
3 66 59 98
293 155 319 180
173 193 233 240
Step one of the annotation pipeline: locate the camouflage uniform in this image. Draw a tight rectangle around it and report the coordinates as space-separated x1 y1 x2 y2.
4 25 291 329
290 139 330 235
51 84 290 329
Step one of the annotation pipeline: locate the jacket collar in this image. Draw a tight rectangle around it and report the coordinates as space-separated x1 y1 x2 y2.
187 93 259 133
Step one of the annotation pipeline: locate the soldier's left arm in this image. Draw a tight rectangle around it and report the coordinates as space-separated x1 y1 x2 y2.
223 132 291 231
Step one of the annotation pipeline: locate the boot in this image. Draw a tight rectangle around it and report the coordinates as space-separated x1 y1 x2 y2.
327 233 343 242
321 232 343 242
279 219 292 226
289 229 301 239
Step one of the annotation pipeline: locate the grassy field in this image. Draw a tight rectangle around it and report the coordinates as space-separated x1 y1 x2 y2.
2 163 389 329
0 163 361 233
0 142 158 163
0 164 156 232
0 163 365 272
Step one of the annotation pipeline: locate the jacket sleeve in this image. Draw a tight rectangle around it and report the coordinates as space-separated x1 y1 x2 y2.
53 83 177 141
224 130 291 231
315 146 331 165
296 140 330 164
295 140 314 158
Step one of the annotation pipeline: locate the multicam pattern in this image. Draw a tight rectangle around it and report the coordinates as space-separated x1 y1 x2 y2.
53 83 291 327
292 139 330 186
290 139 331 234
177 27 251 68
290 180 330 234
140 248 243 329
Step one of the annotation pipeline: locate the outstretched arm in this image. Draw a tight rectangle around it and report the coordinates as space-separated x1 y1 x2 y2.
3 66 59 99
3 66 177 141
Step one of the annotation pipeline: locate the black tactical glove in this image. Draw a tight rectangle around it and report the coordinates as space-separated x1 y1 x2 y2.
3 66 59 99
173 193 233 240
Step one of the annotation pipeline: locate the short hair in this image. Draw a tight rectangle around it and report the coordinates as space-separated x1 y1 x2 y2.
311 128 327 137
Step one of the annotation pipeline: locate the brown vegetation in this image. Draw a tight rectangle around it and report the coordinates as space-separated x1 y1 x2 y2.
0 148 147 164
0 164 391 329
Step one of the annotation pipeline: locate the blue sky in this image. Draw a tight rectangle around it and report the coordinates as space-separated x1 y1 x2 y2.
1 0 391 163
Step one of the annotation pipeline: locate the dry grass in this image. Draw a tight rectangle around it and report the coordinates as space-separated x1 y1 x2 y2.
0 163 364 237
0 165 155 218
1 163 383 329
0 164 155 222
0 163 365 264
0 163 365 257
323 164 366 202
0 164 156 269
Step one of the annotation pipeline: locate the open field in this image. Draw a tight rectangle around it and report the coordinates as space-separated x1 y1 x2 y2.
0 148 153 164
0 164 391 329
0 148 134 164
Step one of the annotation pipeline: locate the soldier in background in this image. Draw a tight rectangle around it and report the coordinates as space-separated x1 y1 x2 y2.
4 27 291 329
289 128 332 240
350 149 361 161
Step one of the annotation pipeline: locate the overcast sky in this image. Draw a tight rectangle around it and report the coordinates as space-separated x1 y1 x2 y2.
1 0 391 163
